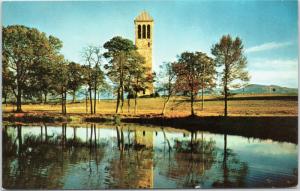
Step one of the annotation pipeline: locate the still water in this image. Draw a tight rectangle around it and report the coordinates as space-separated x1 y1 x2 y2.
3 123 298 189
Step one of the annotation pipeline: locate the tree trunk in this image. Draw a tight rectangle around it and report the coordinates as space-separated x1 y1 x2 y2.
120 85 124 113
64 90 67 115
72 90 76 103
94 87 97 114
44 92 48 104
224 64 228 117
224 84 228 117
61 88 64 114
201 82 204 111
161 96 171 115
134 91 138 114
191 91 194 116
116 87 121 113
89 87 93 114
16 86 22 112
4 93 7 106
86 91 88 114
127 96 130 113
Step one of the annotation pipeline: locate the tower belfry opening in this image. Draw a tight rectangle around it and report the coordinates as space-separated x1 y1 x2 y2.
134 11 154 95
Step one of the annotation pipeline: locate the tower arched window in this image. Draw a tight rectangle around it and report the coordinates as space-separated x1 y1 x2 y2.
142 25 146 39
138 25 141 39
147 24 151 39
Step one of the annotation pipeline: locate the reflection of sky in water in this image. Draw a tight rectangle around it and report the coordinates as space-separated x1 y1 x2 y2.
4 124 298 189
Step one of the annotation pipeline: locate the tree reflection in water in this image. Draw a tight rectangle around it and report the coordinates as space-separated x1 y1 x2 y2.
4 124 296 189
3 124 105 189
160 130 217 188
157 130 249 188
212 133 248 188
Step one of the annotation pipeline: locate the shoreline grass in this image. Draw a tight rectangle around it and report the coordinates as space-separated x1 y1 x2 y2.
2 95 298 117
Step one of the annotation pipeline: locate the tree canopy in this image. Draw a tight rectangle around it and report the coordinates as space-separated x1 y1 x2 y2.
211 35 250 116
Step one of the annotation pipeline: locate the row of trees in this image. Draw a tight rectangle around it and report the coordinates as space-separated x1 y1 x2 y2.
3 25 153 114
3 25 249 117
157 35 249 116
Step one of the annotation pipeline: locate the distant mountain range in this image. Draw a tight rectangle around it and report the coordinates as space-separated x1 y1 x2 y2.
230 84 298 94
70 84 298 101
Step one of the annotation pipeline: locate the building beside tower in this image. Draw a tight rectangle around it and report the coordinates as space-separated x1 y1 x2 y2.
134 11 154 95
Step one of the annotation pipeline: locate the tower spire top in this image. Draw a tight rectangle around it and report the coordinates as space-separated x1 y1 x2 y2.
135 11 153 22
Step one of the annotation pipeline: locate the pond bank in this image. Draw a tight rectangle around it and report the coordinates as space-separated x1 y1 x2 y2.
3 112 298 144
86 115 298 144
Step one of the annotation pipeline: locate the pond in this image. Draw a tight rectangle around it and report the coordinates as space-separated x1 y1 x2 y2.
3 123 298 189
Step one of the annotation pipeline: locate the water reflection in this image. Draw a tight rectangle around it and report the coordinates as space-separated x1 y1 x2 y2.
3 123 298 189
212 134 248 188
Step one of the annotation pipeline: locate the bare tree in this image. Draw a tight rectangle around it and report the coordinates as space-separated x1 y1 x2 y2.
157 62 177 115
82 46 104 114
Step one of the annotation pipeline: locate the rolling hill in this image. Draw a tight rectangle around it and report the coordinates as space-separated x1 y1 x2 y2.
230 84 298 94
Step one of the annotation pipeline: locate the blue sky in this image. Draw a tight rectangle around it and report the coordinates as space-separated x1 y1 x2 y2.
3 0 299 88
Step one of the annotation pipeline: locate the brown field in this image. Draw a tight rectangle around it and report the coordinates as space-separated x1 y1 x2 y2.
2 94 298 117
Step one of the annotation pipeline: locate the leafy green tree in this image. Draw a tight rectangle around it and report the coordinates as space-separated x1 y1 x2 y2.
2 55 15 105
52 57 68 115
157 62 177 115
211 35 250 117
2 25 63 111
67 62 85 103
103 36 136 113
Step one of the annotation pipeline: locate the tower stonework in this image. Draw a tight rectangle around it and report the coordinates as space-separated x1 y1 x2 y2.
134 11 154 95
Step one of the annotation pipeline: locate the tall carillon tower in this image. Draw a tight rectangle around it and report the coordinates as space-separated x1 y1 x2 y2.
134 11 154 95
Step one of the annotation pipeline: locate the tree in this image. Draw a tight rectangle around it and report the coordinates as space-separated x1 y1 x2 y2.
3 25 63 111
2 55 15 105
157 62 177 115
91 63 105 114
103 36 136 113
174 51 215 116
197 53 216 111
52 58 68 115
127 51 152 114
28 45 61 104
82 46 104 114
67 62 85 103
211 35 250 117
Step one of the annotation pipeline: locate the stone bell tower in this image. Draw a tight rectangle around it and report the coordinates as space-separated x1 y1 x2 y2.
134 11 154 95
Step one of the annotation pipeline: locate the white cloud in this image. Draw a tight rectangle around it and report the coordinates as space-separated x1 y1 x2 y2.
249 70 298 87
245 41 292 53
248 58 298 87
249 58 298 71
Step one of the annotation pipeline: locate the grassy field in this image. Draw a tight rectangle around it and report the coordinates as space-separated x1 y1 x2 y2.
2 94 298 117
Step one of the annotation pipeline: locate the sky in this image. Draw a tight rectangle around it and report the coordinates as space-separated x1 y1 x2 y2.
3 0 299 88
